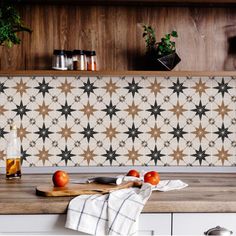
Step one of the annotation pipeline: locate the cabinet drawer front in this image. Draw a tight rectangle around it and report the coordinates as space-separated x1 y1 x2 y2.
173 213 236 235
0 213 171 235
139 213 171 235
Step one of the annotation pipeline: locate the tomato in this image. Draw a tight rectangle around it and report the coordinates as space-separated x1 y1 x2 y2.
144 171 160 185
127 169 140 178
52 170 69 187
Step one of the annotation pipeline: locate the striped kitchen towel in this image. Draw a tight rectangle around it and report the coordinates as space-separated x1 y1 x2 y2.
65 183 152 235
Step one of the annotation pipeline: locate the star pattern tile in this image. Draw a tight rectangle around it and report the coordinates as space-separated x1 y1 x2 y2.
0 75 235 167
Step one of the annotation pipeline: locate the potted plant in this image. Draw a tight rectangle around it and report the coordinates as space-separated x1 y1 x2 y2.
0 1 32 48
142 24 181 71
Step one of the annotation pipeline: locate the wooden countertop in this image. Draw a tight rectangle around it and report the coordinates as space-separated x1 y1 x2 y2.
1 173 236 214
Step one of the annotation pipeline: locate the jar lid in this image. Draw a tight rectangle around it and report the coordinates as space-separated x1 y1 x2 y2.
73 50 84 55
53 50 66 55
65 50 73 56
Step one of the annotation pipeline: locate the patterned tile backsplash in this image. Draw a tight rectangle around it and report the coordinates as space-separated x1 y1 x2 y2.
0 75 235 167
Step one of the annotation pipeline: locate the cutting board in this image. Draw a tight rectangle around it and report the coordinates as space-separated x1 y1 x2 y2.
36 181 142 197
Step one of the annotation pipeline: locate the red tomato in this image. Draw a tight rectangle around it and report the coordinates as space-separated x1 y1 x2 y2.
144 171 160 185
127 169 140 178
52 170 69 187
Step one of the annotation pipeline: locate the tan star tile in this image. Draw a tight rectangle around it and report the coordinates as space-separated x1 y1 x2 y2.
169 101 187 119
214 101 232 119
82 147 96 165
192 124 209 142
170 147 187 165
126 147 141 165
35 101 53 119
103 79 119 96
13 79 29 96
0 150 5 161
148 124 164 141
215 146 231 165
58 124 75 141
125 101 142 119
192 79 209 96
148 79 164 96
103 124 118 142
17 124 30 142
0 105 7 116
58 79 75 96
80 102 97 119
36 147 52 165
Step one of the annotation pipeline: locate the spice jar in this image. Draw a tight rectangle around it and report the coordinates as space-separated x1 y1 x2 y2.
52 50 67 70
65 51 73 70
73 50 86 70
86 50 97 71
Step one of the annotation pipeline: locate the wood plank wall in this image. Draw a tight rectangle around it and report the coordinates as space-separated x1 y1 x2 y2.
1 4 236 71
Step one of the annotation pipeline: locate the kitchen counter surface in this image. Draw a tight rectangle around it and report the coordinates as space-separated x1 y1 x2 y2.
1 173 236 214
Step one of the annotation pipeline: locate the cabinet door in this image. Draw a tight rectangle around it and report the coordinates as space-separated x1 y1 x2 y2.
139 213 171 235
173 213 236 235
0 213 171 235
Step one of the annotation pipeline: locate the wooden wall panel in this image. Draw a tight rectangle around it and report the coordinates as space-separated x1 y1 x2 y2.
0 4 236 71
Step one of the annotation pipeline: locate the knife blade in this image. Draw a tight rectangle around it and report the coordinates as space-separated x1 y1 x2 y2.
71 176 123 185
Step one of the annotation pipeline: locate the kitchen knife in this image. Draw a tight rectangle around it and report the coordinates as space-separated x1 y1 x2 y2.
71 176 123 185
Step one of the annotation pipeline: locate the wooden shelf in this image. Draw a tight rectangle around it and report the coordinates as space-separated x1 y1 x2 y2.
1 70 236 77
15 0 236 6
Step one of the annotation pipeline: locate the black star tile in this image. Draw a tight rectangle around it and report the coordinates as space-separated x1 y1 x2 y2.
169 124 187 142
57 101 75 119
148 146 164 165
125 123 142 142
35 78 53 97
80 123 97 142
214 124 232 142
80 79 97 97
12 101 30 119
147 101 165 119
102 101 120 120
191 101 209 120
0 82 8 93
103 146 119 165
125 78 142 97
192 146 209 165
58 146 75 165
21 146 30 164
169 78 187 97
35 124 53 142
214 78 232 97
0 127 7 138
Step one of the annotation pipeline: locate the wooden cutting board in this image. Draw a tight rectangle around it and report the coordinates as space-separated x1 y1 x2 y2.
36 181 142 197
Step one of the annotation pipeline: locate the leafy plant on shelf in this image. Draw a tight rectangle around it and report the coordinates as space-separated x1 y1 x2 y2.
0 1 32 48
143 24 178 58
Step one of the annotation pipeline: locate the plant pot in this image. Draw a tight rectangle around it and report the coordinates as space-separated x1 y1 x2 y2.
145 52 181 71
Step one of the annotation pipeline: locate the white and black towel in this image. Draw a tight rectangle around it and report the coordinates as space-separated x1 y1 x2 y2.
65 183 152 235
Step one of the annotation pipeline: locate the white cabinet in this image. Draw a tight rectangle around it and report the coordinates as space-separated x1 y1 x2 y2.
0 213 171 235
173 213 236 235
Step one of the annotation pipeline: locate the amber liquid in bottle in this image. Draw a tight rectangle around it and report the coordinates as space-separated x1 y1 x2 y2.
6 157 21 179
6 125 22 179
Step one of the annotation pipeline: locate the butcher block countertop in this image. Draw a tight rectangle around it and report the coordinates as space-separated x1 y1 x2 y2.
1 173 236 214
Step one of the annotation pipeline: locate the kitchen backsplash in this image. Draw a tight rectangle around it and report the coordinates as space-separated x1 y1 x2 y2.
0 75 235 167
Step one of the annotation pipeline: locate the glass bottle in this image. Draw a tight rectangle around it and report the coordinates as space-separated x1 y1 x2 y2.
86 50 97 71
6 125 22 179
73 50 86 70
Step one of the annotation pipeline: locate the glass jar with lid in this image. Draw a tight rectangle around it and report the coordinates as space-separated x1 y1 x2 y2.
52 49 67 70
73 50 86 70
65 50 73 70
86 50 97 71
